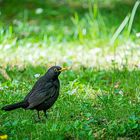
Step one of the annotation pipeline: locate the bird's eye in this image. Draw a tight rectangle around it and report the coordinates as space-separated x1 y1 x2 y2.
54 68 58 72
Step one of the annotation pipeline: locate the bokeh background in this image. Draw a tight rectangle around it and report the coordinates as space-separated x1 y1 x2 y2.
0 0 140 68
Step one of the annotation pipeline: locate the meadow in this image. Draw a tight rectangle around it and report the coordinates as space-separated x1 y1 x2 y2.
0 0 140 139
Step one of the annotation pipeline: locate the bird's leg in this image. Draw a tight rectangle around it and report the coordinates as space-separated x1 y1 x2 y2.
43 110 48 118
37 111 41 120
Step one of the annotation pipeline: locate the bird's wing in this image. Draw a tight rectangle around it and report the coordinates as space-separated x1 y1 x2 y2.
27 82 57 109
24 76 46 101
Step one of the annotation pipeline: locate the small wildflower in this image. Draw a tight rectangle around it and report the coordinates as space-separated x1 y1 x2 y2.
0 134 8 140
34 73 40 78
82 28 87 35
119 90 123 96
35 8 43 14
67 88 77 95
0 87 3 90
136 32 140 38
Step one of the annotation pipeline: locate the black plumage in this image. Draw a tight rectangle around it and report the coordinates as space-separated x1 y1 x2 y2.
1 66 67 119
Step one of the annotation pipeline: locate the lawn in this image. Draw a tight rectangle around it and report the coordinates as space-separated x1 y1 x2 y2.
0 0 140 139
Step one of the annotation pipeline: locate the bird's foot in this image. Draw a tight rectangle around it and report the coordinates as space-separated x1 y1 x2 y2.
43 111 48 119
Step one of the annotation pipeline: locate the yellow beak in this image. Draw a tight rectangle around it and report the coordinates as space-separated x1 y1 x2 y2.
59 67 69 72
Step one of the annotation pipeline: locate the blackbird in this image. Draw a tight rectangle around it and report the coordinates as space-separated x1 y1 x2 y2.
1 66 67 119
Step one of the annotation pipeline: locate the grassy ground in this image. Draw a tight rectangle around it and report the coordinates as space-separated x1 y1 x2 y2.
0 66 140 139
0 0 140 139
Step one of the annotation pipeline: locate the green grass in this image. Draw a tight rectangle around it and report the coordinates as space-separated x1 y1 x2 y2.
0 0 139 45
0 0 140 139
0 66 140 139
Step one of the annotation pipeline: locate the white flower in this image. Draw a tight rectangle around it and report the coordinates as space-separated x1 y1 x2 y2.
119 90 123 96
35 8 43 14
0 87 3 90
4 44 11 50
67 88 77 95
34 73 40 78
82 28 87 35
136 32 140 38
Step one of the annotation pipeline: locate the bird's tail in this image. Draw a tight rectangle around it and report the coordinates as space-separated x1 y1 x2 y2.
1 101 27 111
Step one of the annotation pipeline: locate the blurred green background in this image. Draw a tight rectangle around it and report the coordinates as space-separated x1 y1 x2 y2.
0 0 140 67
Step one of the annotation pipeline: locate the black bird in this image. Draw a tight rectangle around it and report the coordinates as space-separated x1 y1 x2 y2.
1 66 67 119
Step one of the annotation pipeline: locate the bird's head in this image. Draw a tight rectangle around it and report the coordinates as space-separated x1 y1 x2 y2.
46 66 68 80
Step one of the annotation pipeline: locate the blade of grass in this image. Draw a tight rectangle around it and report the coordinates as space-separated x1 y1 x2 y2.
128 0 140 35
110 15 130 44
